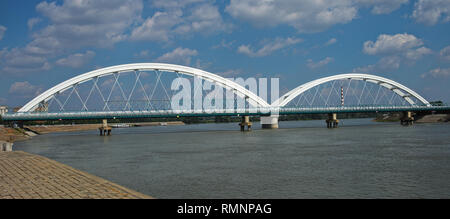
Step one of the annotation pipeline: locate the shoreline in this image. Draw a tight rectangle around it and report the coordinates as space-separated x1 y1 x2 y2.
2 114 449 143
0 121 186 143
374 113 450 123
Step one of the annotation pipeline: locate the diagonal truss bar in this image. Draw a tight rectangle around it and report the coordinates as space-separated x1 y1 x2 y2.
135 71 153 110
61 86 77 112
53 95 65 112
104 73 120 111
357 80 368 105
72 85 86 111
80 77 99 111
124 70 141 110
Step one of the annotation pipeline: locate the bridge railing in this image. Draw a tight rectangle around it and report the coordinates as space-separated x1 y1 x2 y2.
1 108 276 121
2 105 449 121
280 105 450 113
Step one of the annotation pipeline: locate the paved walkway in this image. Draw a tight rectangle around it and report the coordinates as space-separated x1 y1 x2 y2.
0 151 152 199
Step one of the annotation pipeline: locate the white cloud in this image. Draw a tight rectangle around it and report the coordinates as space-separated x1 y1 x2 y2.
324 38 337 46
307 57 334 69
212 39 235 49
194 59 212 70
55 51 95 68
237 37 302 57
217 69 244 77
151 0 205 9
131 1 230 42
8 81 43 98
226 0 357 33
0 48 51 74
0 0 142 74
353 64 376 73
363 33 424 55
404 46 433 60
225 0 408 33
31 0 143 52
356 0 409 14
27 18 42 31
440 46 450 61
130 11 180 42
177 3 231 34
0 25 6 40
421 67 450 78
134 50 151 58
412 0 450 25
356 33 432 72
353 56 403 73
155 47 198 65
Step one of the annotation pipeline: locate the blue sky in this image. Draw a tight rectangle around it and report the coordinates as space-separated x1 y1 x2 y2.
1 0 450 107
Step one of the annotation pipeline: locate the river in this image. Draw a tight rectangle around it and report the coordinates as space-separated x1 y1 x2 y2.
13 119 450 198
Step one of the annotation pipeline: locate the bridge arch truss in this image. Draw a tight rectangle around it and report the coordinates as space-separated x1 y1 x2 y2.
273 73 430 108
18 63 271 113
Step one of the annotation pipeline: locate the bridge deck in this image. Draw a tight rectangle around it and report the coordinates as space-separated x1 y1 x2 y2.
2 106 450 121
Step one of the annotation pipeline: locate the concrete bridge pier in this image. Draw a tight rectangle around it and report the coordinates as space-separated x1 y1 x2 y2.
99 119 112 136
326 113 339 128
400 111 414 126
239 116 252 131
261 115 279 129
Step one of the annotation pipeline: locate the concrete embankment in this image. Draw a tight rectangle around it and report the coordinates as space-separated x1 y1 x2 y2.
0 151 152 199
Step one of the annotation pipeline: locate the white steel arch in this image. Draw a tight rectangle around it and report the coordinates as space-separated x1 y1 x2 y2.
19 63 270 112
272 73 430 107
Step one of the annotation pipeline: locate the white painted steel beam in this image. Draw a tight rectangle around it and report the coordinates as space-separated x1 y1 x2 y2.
272 73 430 107
19 63 271 112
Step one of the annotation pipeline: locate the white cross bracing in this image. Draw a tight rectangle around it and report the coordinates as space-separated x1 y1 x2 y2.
285 79 414 108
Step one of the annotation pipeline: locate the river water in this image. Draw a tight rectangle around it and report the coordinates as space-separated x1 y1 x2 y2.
13 119 450 198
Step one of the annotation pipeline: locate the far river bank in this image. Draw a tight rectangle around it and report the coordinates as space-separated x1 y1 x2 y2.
0 121 185 143
1 113 448 144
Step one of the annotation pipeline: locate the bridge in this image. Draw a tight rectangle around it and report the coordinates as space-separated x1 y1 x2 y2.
2 63 449 132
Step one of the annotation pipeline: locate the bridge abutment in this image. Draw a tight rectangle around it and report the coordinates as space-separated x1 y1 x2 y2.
400 111 414 126
239 116 252 131
326 113 339 128
261 115 279 129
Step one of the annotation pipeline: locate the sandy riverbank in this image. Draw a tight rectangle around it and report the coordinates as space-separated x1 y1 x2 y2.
415 114 450 123
0 127 30 142
374 113 450 123
0 121 185 142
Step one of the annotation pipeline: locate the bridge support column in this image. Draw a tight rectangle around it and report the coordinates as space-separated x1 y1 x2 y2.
239 116 252 131
261 115 279 129
326 113 339 128
400 111 414 126
99 119 112 136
